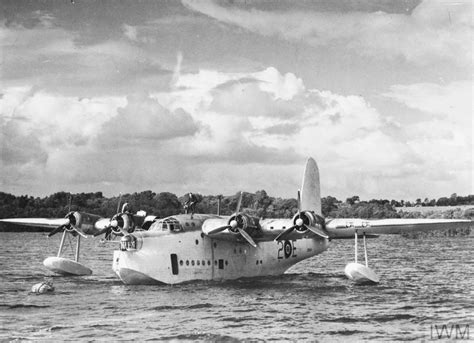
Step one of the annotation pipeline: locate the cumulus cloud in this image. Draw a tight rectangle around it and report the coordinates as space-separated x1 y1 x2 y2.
182 0 472 66
1 62 470 198
0 86 125 177
98 92 200 147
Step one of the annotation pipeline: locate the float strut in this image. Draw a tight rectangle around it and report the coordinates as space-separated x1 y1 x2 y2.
75 235 81 262
363 233 368 267
57 230 67 257
354 231 358 264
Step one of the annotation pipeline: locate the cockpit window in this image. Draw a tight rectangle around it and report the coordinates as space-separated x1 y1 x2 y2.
156 218 183 232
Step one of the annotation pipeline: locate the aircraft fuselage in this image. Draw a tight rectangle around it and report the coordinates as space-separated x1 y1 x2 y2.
112 214 330 285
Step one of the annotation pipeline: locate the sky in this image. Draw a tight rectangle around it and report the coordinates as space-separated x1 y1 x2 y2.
0 0 472 201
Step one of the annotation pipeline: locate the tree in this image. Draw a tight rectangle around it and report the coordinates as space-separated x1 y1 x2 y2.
322 196 339 217
346 195 360 205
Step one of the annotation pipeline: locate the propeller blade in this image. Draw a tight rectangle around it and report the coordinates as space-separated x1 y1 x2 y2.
236 191 243 214
306 225 329 239
237 227 257 248
116 193 122 214
208 225 231 235
93 228 108 237
72 227 88 238
48 225 65 237
67 194 72 212
275 225 297 241
105 227 112 240
297 190 301 213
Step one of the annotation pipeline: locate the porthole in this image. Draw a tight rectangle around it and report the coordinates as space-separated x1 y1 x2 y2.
197 260 200 266
195 239 199 245
191 222 196 227
202 260 205 266
186 260 189 266
180 260 184 266
185 222 190 226
225 260 228 266
256 260 259 265
191 260 195 266
208 260 211 266
214 260 217 266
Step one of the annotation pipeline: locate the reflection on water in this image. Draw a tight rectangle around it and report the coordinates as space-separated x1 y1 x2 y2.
0 232 473 341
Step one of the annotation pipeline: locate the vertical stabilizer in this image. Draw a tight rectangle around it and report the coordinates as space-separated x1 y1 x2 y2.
300 157 322 216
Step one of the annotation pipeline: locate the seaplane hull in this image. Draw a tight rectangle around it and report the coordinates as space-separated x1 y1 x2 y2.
112 230 329 285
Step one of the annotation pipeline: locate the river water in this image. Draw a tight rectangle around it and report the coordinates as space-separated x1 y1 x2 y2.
0 232 472 341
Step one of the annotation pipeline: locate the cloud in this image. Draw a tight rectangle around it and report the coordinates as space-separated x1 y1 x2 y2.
0 86 125 168
98 92 200 147
382 80 472 193
0 19 172 97
1 63 470 199
182 0 472 66
383 80 471 119
122 24 138 41
0 117 48 166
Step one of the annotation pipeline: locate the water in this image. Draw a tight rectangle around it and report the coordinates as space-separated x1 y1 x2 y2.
1 232 473 341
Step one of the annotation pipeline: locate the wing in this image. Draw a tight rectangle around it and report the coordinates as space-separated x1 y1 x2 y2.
0 212 110 237
325 218 472 239
0 218 69 229
202 217 306 245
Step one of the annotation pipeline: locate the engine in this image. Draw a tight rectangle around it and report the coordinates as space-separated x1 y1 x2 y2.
63 211 103 235
109 213 135 235
227 213 260 234
291 211 325 233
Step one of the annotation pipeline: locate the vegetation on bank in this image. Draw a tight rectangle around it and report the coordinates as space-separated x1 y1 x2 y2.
1 191 472 223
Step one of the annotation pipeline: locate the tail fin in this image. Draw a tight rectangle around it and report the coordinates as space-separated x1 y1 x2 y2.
300 157 322 216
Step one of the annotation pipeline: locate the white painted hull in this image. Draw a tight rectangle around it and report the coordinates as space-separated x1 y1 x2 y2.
113 231 329 285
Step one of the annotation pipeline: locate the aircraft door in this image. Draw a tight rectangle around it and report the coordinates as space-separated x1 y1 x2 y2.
170 254 179 275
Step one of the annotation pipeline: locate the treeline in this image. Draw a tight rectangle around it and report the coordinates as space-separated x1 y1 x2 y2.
1 190 473 221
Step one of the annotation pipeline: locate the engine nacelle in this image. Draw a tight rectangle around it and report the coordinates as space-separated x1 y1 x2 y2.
291 211 325 233
227 213 260 234
65 211 103 236
110 213 136 235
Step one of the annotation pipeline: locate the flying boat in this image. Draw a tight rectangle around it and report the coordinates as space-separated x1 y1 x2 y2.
110 158 472 285
1 158 471 284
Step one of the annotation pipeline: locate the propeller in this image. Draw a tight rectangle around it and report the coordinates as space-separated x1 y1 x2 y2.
99 202 137 240
275 190 329 241
207 192 258 248
48 212 87 238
